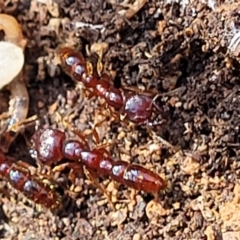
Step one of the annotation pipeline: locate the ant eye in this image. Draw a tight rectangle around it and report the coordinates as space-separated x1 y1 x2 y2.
75 64 85 75
66 56 76 67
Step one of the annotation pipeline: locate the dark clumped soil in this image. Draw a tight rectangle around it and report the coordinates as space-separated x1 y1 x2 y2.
1 0 240 239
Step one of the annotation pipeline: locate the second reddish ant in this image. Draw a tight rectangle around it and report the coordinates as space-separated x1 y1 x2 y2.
58 47 164 126
30 128 167 205
0 150 61 210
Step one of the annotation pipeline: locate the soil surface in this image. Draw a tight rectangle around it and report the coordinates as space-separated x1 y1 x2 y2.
1 0 240 240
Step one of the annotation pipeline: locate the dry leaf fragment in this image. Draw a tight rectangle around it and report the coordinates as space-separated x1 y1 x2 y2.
0 42 24 89
119 0 148 19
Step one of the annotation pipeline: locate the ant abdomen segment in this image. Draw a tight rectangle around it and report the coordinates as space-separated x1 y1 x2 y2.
110 161 166 194
120 164 165 193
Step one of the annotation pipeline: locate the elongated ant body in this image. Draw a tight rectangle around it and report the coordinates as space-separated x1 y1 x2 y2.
0 150 61 210
30 128 167 199
59 47 163 126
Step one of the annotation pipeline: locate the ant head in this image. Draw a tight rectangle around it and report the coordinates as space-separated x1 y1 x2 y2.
58 47 85 75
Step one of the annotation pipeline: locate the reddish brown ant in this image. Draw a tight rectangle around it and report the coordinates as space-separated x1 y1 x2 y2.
0 150 61 210
30 128 167 202
58 47 164 126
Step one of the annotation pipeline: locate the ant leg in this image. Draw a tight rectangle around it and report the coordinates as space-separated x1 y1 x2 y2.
54 111 76 131
72 128 90 147
122 85 158 96
130 189 137 205
96 102 120 124
73 122 111 153
149 129 180 152
153 192 159 202
135 113 174 150
97 58 103 76
151 94 164 114
11 161 32 176
52 162 85 198
83 115 108 144
7 115 38 132
111 111 120 123
52 162 84 181
69 164 84 184
93 143 112 154
34 159 48 175
90 117 107 144
91 124 117 156
86 169 115 210
52 162 71 173
87 91 95 100
1 115 38 153
91 142 114 158
13 160 31 169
